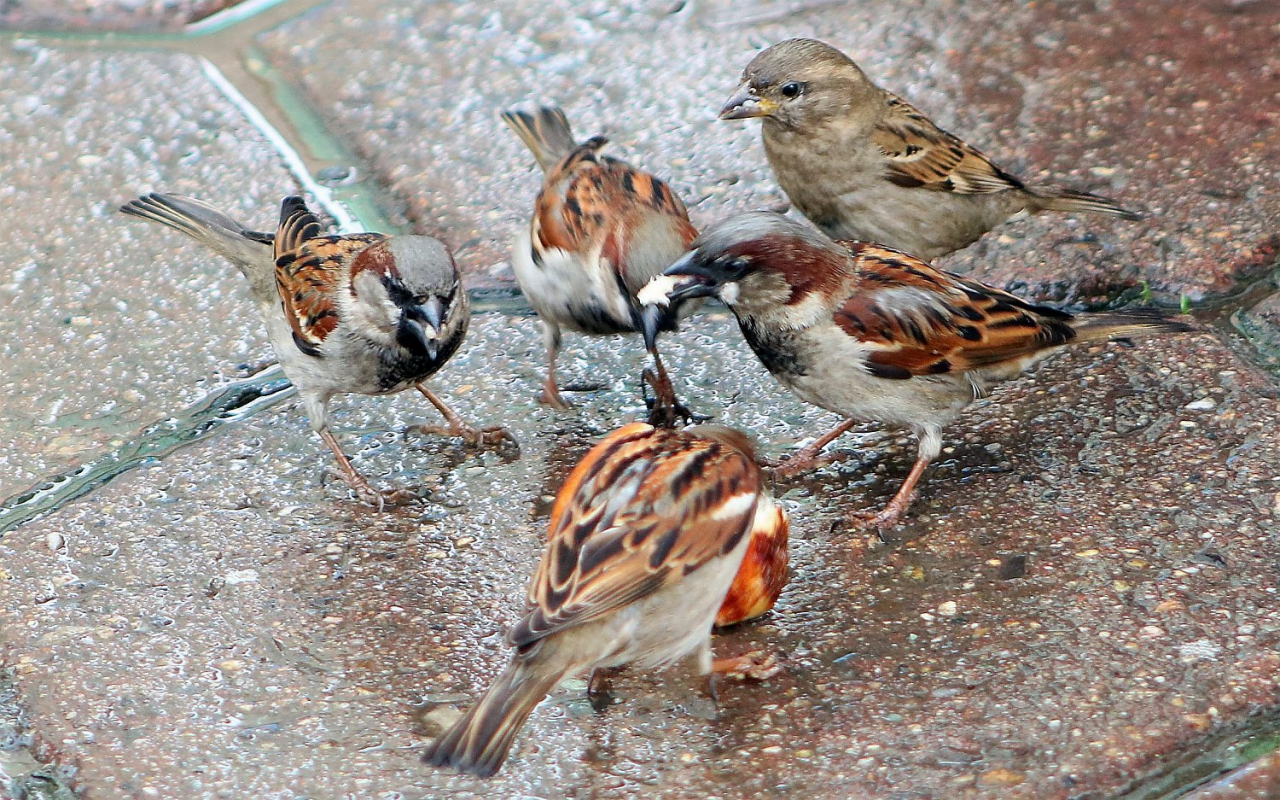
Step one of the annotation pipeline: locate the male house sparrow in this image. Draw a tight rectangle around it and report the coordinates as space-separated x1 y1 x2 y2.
640 212 1190 529
121 193 511 506
423 422 785 777
502 105 698 423
720 38 1140 260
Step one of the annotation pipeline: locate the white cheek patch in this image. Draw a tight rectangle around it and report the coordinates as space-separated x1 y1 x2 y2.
718 281 740 306
636 274 683 307
350 271 401 332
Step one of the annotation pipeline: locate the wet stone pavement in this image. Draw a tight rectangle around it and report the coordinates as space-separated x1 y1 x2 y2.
1 1 1279 799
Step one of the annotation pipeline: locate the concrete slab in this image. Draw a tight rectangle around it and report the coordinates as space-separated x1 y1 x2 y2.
0 0 236 32
257 0 1280 303
2 310 1277 798
0 42 303 500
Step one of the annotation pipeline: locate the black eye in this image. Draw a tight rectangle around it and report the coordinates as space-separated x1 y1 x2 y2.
780 81 803 98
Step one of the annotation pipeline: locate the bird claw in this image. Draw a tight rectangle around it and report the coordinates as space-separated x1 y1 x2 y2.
838 504 907 543
712 652 782 681
641 367 708 428
538 386 572 410
349 483 417 510
765 453 835 479
416 423 520 454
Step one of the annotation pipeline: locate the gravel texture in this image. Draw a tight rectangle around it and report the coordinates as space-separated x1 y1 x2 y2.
0 42 302 499
0 0 236 32
1 311 1278 798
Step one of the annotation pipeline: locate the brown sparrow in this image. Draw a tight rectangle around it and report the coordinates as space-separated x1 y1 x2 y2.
120 193 512 507
423 422 784 777
720 38 1141 260
640 212 1190 529
502 105 699 424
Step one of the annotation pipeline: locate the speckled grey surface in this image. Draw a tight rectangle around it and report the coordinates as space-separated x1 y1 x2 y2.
258 0 1280 304
0 0 234 32
3 310 1280 798
1 1 1279 798
0 42 301 499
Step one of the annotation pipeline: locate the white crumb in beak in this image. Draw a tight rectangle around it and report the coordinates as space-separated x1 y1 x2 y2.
637 274 682 307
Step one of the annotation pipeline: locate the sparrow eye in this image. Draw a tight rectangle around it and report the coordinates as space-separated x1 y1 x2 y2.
780 82 803 99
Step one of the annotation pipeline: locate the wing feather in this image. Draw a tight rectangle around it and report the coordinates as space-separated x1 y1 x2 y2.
834 243 1076 377
872 95 1025 195
508 425 760 648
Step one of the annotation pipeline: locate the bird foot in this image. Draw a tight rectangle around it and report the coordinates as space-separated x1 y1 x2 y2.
711 651 781 681
347 481 418 511
766 452 837 479
416 422 519 453
538 386 572 410
840 502 910 539
641 367 708 428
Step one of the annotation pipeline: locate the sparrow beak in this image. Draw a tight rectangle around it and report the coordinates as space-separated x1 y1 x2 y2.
399 295 446 360
641 304 667 352
719 84 777 120
397 316 436 360
661 253 722 303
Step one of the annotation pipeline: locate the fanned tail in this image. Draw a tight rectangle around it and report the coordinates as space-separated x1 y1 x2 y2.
1070 308 1193 342
501 105 579 171
275 196 324 259
422 658 566 778
1037 188 1143 221
119 193 272 268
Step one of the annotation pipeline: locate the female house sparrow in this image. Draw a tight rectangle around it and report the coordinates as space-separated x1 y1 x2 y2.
502 105 698 424
719 38 1140 260
121 193 511 506
640 212 1190 529
423 422 785 777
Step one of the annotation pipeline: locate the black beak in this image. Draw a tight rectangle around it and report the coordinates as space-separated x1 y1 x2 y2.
420 295 445 331
398 295 446 360
661 254 722 304
641 304 667 352
397 317 437 360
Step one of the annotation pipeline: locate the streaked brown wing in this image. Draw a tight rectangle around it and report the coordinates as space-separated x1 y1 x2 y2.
834 242 1075 378
508 424 760 648
533 140 696 278
274 232 384 356
872 95 1025 195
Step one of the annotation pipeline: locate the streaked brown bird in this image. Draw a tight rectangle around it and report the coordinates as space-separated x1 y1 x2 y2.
503 105 698 424
641 212 1190 529
720 38 1141 260
423 422 784 777
121 193 512 506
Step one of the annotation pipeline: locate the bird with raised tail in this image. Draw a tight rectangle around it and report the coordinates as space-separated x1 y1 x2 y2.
422 422 785 777
502 105 699 425
720 38 1141 260
640 212 1191 530
120 193 514 507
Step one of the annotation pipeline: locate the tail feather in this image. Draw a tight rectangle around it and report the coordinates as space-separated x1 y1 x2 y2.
275 196 323 258
119 193 272 269
1037 188 1143 221
422 659 566 778
501 105 578 171
1070 308 1193 342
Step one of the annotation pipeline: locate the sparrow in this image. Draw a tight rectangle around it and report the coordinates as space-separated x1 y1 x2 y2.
120 193 513 507
719 38 1141 261
502 105 699 425
639 212 1191 529
423 422 784 777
